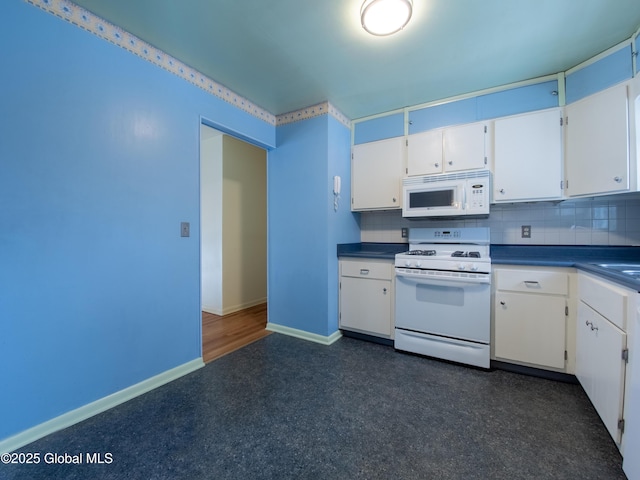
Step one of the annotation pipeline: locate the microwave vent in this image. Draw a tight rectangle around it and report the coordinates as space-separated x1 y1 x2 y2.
403 169 490 186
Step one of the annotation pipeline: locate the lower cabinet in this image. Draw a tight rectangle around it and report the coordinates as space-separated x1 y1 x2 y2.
576 272 631 448
493 266 571 370
339 258 394 339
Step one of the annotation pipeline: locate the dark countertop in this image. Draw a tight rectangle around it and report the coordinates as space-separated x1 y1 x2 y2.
337 243 640 291
491 245 640 291
337 242 407 260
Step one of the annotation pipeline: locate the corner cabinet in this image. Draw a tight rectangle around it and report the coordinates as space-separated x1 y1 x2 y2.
351 136 404 211
493 266 572 371
577 272 631 447
339 258 394 339
493 108 563 202
406 121 488 176
565 82 630 197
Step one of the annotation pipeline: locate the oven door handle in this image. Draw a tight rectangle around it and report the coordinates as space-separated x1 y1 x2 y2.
395 270 491 286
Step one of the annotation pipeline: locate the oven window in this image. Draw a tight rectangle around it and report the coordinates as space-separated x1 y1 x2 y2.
416 283 464 306
409 189 454 208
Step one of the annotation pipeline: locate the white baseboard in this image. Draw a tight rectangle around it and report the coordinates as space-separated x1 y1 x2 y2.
202 298 266 316
266 323 342 345
0 358 205 454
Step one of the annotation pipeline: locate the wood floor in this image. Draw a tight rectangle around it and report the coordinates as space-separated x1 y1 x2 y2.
202 303 270 363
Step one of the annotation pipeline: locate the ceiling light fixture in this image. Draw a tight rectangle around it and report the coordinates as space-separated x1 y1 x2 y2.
361 0 413 36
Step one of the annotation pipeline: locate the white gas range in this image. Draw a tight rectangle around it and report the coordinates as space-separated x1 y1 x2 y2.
394 227 491 369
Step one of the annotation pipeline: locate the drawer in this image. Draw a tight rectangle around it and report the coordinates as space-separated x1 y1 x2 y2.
578 273 628 330
495 269 568 295
340 258 393 280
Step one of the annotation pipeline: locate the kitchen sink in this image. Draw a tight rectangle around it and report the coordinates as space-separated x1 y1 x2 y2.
593 263 640 279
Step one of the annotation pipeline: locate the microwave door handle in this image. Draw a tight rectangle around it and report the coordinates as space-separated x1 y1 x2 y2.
462 185 467 210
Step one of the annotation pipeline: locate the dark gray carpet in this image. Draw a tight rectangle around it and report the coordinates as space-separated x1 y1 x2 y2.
2 334 626 479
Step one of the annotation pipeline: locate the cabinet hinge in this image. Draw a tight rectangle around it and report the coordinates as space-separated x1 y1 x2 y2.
565 306 569 316
622 348 629 363
484 125 487 133
406 167 408 174
351 197 354 204
560 117 564 126
564 350 568 361
565 116 569 126
339 281 341 290
406 139 409 146
351 153 354 159
619 418 625 433
565 180 569 189
484 156 487 165
560 180 564 190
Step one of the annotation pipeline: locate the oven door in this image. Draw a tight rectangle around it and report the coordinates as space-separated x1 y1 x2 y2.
394 269 490 343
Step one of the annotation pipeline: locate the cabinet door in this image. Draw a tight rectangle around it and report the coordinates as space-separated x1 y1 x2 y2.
351 137 404 210
494 292 566 369
443 122 486 172
494 109 563 202
565 83 629 197
340 276 392 337
406 129 443 176
577 301 627 444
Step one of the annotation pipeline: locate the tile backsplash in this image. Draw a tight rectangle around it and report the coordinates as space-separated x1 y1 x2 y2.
360 195 640 246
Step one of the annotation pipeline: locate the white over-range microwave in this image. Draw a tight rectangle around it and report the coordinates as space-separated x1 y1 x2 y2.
402 170 491 218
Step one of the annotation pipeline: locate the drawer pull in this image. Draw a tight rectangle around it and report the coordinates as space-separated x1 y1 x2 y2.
524 281 540 287
360 269 370 275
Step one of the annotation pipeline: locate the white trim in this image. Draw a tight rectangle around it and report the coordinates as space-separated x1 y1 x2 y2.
565 39 632 76
0 358 205 454
202 298 267 317
266 323 343 345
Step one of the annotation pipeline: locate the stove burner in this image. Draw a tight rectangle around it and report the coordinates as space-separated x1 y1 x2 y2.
407 249 437 256
451 251 482 258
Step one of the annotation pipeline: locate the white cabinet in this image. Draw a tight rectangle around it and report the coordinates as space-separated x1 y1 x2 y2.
407 121 488 176
351 137 404 211
443 121 488 172
406 129 443 176
565 82 630 197
339 258 394 338
493 267 570 370
577 272 631 447
493 108 563 202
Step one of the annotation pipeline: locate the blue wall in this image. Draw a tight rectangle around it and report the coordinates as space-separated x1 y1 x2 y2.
268 115 359 337
0 0 274 441
566 45 633 104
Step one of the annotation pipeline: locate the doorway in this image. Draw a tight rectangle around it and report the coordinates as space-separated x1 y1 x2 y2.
200 124 269 362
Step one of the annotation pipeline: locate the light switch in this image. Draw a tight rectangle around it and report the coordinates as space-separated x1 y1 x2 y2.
181 222 190 237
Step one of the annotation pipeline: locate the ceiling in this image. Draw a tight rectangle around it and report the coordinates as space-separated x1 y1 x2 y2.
70 0 640 120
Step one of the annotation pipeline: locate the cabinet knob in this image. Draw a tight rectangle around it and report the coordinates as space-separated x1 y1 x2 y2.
586 320 592 327
435 163 439 168
590 324 599 332
500 301 506 306
392 197 397 203
614 176 623 183
383 288 387 294
448 161 453 166
499 189 505 194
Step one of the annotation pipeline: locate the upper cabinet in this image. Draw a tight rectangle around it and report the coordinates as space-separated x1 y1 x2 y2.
407 121 488 176
351 136 405 211
564 83 630 198
493 108 563 202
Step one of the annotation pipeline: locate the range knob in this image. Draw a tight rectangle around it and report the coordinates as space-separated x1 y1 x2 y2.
405 260 412 267
415 261 422 268
457 263 466 271
470 264 479 272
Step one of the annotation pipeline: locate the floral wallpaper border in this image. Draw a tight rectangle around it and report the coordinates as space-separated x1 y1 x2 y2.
24 0 352 129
